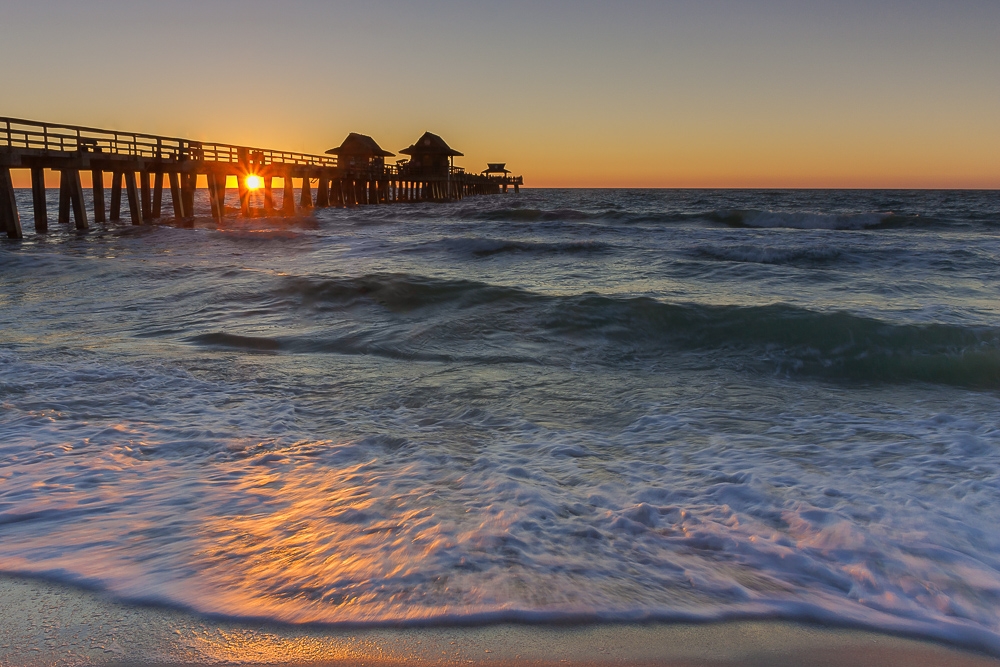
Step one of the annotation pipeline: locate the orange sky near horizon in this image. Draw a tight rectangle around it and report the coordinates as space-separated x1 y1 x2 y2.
3 1 999 189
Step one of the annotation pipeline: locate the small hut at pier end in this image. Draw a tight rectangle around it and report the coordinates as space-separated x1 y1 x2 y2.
399 132 463 178
482 163 510 176
326 133 394 176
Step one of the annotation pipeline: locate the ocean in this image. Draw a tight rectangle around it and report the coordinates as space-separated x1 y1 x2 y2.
1 188 999 654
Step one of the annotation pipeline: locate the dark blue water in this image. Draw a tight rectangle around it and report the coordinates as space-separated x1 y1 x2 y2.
2 189 1000 653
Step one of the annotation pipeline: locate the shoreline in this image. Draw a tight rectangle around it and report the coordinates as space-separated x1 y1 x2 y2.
1 575 998 666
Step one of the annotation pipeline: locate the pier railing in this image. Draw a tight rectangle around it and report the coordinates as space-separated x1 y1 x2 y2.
1 117 337 168
1 115 522 240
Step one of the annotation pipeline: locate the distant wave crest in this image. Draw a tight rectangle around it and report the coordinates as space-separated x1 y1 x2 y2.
185 274 1000 388
457 206 950 230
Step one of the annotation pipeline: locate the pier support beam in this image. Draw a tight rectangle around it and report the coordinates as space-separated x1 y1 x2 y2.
208 173 225 222
333 179 344 207
124 171 144 226
282 176 295 215
92 169 106 223
0 167 22 239
152 172 163 219
182 174 196 218
58 170 88 230
58 170 71 224
264 177 274 215
31 167 47 233
169 172 186 219
316 178 329 207
68 169 88 230
206 174 219 220
237 173 250 218
300 177 312 209
140 171 152 220
110 172 123 221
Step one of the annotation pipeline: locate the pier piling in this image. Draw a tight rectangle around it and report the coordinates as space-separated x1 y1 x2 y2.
152 172 163 219
264 177 274 215
140 171 152 220
282 176 294 216
300 177 312 209
58 170 70 224
316 178 329 207
92 169 106 223
124 171 143 226
169 172 185 219
68 169 88 230
30 166 47 233
110 172 123 221
1 166 21 239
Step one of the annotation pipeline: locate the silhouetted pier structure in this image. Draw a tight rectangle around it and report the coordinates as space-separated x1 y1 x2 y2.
0 117 523 239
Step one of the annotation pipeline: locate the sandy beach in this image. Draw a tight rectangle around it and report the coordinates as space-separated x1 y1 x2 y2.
0 574 995 667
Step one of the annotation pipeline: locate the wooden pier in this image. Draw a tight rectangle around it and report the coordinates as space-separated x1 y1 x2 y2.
0 117 523 239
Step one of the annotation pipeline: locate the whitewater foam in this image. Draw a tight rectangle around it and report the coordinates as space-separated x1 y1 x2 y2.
3 188 1000 656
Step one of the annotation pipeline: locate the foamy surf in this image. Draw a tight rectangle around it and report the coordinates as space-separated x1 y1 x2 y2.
2 188 1000 658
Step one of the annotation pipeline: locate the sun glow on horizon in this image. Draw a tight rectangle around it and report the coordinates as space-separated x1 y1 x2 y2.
245 175 263 191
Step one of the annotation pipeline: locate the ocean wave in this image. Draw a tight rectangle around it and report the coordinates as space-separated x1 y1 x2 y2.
188 332 282 352
544 295 1000 387
407 236 610 257
731 210 888 230
472 207 597 222
234 274 1000 387
689 244 846 265
451 205 945 231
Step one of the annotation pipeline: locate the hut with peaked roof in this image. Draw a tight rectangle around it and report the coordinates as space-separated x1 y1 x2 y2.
399 132 463 178
326 132 394 175
482 163 510 175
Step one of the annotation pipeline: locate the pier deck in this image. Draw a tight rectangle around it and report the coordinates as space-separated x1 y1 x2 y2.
0 117 522 239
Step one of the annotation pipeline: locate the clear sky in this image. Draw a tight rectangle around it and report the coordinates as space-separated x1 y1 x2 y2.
2 0 998 187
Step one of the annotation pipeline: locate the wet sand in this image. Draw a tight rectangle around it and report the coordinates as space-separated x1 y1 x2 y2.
0 577 1000 667
1 574 997 666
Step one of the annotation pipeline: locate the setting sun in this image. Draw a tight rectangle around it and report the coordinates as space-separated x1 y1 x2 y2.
245 175 262 190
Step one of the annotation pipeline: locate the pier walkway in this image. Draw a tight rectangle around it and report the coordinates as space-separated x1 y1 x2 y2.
0 117 522 239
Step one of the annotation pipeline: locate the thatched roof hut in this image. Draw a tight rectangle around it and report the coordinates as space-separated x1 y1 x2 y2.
399 132 462 177
326 133 394 175
399 132 463 158
326 133 394 159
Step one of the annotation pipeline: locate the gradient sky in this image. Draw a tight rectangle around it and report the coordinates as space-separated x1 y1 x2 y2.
2 0 998 187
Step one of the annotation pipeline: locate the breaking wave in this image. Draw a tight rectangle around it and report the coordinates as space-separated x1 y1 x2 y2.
185 274 1000 388
407 237 610 257
462 206 950 230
